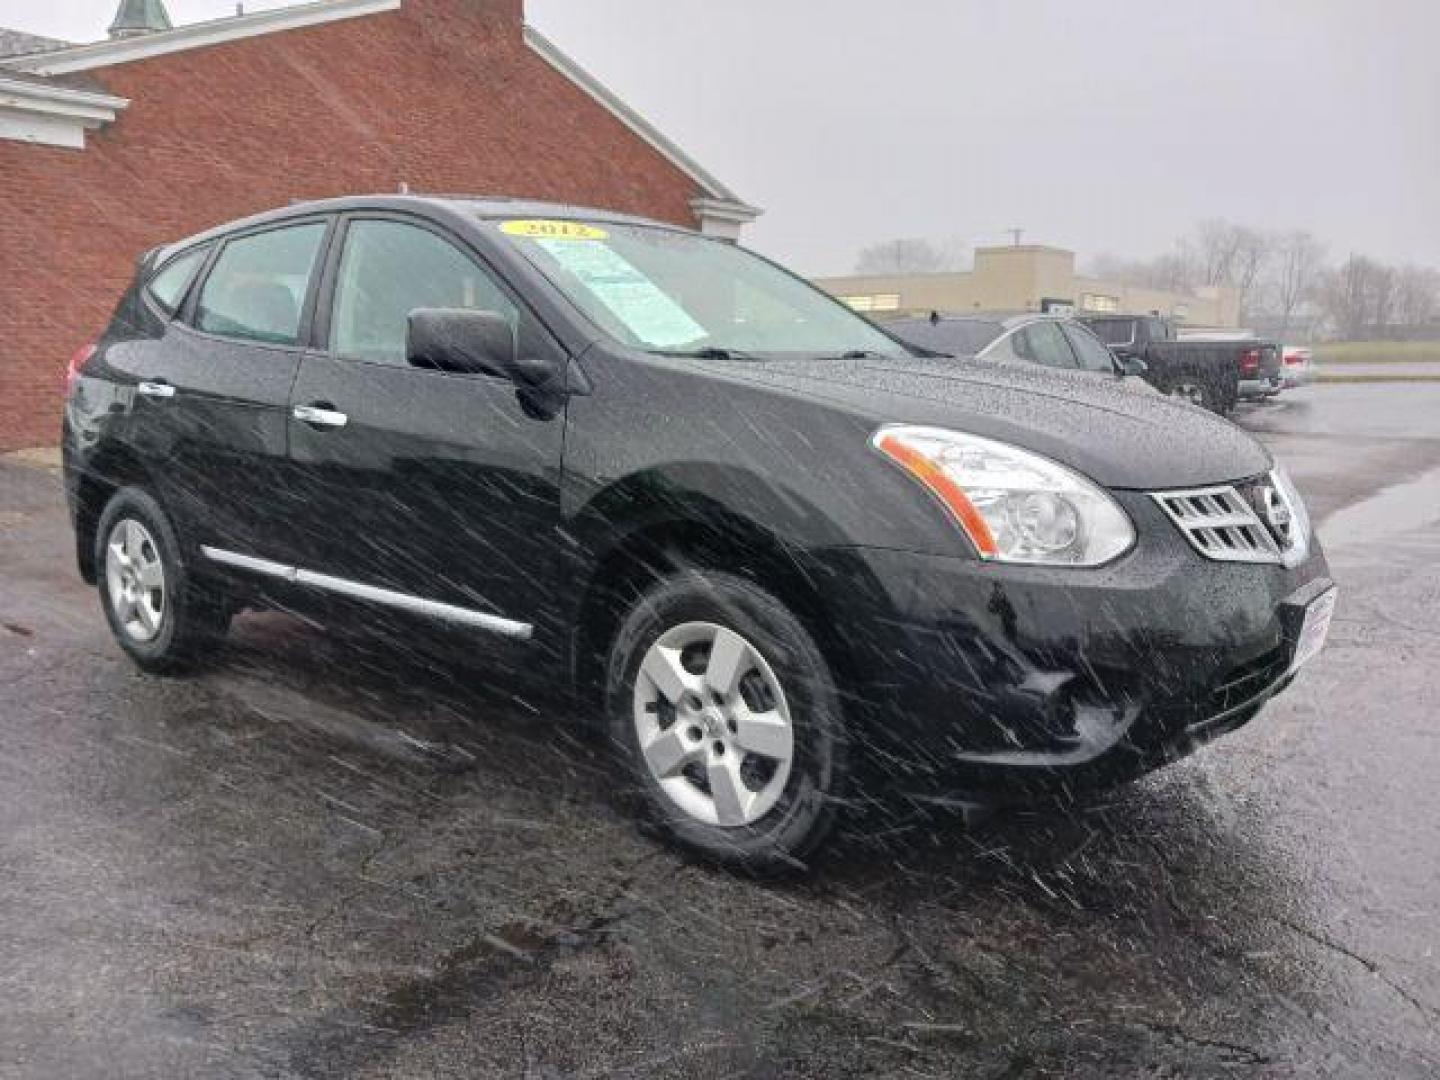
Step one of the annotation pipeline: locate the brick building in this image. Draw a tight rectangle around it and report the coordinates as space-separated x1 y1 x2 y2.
0 0 758 450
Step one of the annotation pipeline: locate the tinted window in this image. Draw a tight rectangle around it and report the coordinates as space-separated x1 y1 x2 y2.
1016 321 1077 368
146 246 210 315
196 222 326 345
892 319 1004 355
981 329 1025 363
330 220 517 364
1062 322 1118 372
1085 318 1136 346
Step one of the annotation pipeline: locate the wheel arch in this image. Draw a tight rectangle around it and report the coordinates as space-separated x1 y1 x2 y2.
566 489 870 719
72 443 164 585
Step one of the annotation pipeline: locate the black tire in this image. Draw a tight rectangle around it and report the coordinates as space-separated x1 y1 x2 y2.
94 486 232 675
1215 373 1239 415
605 570 848 873
1163 366 1215 412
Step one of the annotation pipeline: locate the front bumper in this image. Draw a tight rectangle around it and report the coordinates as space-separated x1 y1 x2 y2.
813 491 1332 798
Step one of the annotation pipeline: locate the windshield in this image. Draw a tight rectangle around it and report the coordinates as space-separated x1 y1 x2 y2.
890 318 1005 356
495 219 910 358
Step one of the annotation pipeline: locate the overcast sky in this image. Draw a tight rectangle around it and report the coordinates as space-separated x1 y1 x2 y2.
5 0 1437 275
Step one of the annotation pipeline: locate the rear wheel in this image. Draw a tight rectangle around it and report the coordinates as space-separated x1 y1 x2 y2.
96 487 232 674
606 570 847 872
1165 368 1217 412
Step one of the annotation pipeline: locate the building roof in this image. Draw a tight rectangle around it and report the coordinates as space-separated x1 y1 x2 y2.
108 0 174 37
0 28 71 58
0 0 758 225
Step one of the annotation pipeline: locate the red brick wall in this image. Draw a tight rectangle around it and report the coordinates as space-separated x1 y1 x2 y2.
0 0 705 450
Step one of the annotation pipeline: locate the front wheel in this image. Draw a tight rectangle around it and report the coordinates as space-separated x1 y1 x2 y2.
606 570 847 873
95 486 232 674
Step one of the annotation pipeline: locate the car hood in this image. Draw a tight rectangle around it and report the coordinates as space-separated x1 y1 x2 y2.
708 354 1271 490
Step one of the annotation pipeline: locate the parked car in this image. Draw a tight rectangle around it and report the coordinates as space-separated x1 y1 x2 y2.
886 312 1156 388
1175 327 1287 402
63 195 1336 871
1080 315 1282 413
1279 345 1316 388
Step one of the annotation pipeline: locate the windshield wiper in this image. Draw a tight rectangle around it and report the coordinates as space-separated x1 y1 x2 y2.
650 346 760 361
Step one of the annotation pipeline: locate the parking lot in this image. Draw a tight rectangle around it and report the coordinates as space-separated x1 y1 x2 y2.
1 382 1437 1078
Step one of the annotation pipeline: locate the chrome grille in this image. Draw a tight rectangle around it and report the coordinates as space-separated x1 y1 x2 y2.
1152 482 1283 563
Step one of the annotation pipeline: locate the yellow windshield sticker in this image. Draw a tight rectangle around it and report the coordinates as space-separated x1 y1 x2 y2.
500 219 608 241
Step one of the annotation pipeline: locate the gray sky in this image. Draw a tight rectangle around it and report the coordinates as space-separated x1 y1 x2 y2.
5 0 1437 275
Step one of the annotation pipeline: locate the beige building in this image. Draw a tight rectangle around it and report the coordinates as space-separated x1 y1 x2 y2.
816 244 1240 327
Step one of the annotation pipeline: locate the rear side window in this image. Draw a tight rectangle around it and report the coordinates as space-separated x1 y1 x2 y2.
146 246 209 315
195 222 326 345
329 219 517 364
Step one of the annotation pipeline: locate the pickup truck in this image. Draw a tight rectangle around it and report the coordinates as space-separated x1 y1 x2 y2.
1078 315 1282 414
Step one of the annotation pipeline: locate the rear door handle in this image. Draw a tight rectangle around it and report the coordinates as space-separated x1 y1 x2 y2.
136 381 175 399
292 404 348 429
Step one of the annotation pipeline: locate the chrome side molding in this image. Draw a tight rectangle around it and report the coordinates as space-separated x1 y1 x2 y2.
199 545 533 640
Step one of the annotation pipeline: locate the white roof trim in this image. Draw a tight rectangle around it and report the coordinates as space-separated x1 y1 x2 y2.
0 75 128 148
523 24 752 209
0 0 400 75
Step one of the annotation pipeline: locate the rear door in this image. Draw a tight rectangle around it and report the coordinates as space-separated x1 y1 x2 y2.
145 218 332 558
280 213 568 644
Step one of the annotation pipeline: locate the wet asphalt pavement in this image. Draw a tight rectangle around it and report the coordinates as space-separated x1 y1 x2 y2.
2 382 1438 1079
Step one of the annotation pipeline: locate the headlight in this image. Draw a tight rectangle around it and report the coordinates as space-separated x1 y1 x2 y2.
872 425 1135 566
1270 463 1312 566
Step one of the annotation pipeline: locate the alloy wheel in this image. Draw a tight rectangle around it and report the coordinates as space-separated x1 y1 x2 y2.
104 518 166 643
632 621 795 828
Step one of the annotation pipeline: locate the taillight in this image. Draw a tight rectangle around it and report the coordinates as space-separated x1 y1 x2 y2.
65 343 97 394
1284 349 1307 366
1239 348 1260 375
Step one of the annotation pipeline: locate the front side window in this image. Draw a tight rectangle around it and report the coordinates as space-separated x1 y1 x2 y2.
195 222 326 345
497 219 909 359
146 246 210 315
1016 321 1077 368
1062 323 1118 373
330 220 518 364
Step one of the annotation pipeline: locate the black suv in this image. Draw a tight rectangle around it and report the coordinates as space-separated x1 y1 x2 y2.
63 196 1336 870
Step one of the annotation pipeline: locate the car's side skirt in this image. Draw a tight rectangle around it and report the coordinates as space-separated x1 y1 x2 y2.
198 545 534 641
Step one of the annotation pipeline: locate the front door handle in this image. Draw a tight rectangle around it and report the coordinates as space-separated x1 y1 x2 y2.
292 404 348 429
136 381 175 399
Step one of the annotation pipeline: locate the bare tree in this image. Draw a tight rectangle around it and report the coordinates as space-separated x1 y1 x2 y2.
854 238 948 274
1085 243 1196 292
1231 227 1271 321
1394 265 1440 328
1369 263 1398 336
1318 255 1379 339
1196 219 1243 286
1267 231 1326 337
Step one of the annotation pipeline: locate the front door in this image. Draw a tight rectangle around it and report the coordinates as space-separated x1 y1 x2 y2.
282 215 569 650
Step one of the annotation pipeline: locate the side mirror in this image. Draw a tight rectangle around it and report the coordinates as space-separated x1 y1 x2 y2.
407 308 514 377
1116 356 1147 378
406 308 566 392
